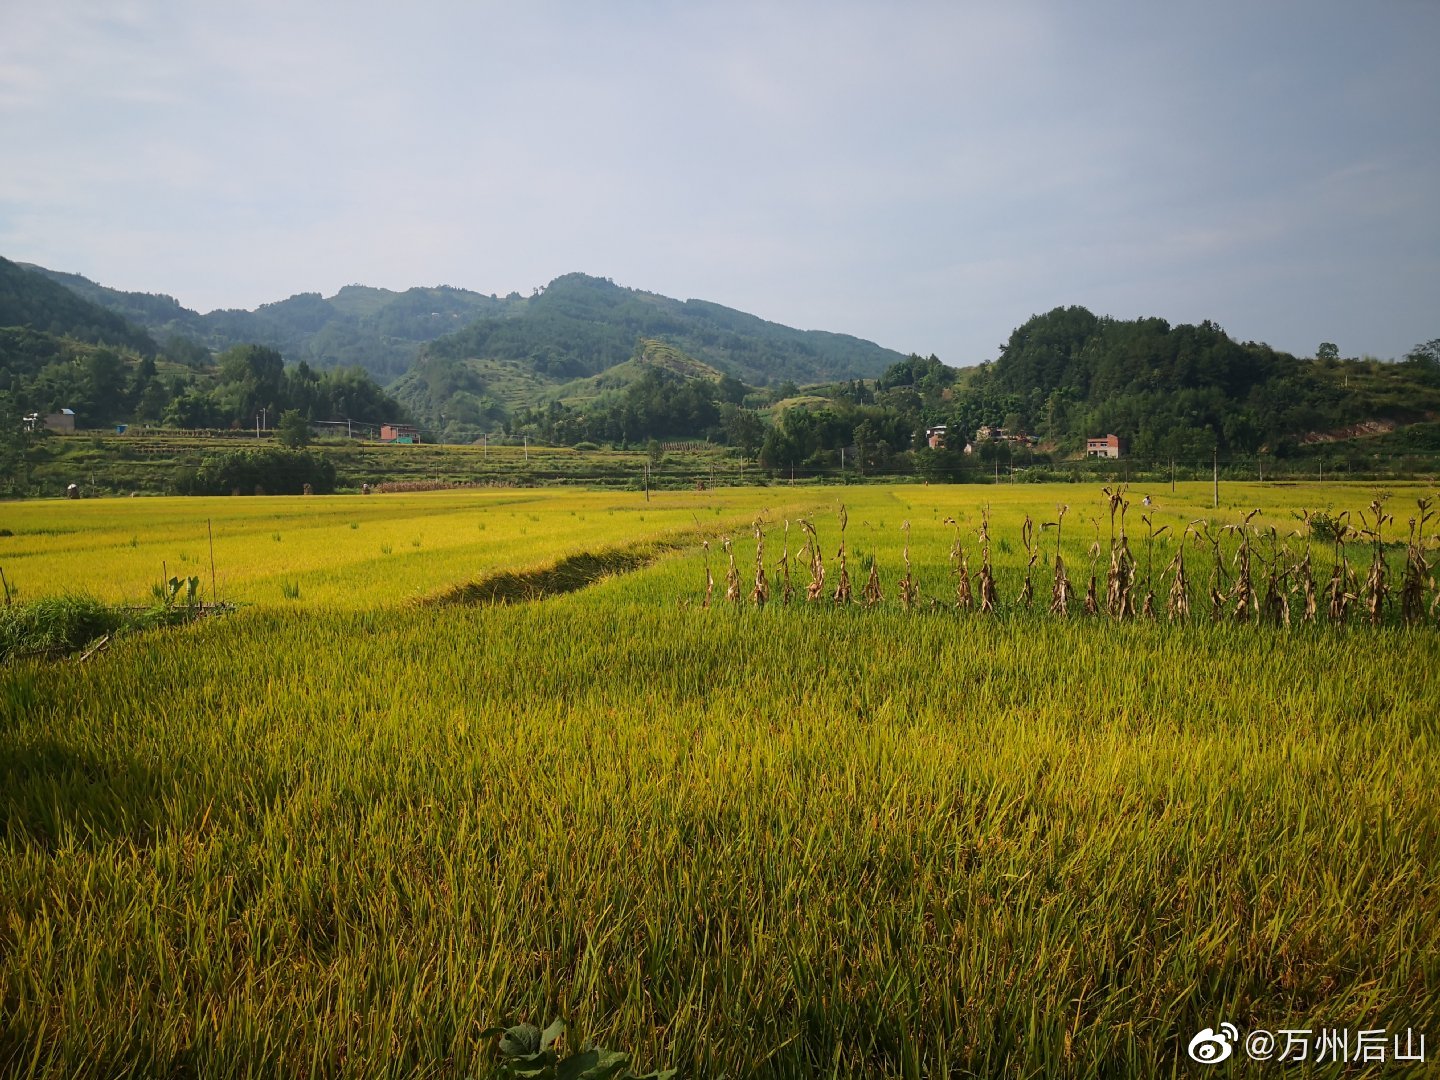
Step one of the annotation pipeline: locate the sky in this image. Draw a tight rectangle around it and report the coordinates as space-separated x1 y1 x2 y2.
2 1 1437 367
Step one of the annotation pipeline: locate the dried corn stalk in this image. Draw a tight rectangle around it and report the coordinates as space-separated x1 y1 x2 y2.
1359 498 1392 626
701 539 714 608
778 520 794 604
1323 510 1355 623
833 504 853 605
1017 515 1036 610
1400 498 1435 625
800 519 825 601
899 521 919 609
1196 522 1228 622
1138 513 1169 620
1164 524 1198 622
722 537 742 603
1257 526 1291 627
861 554 884 606
751 519 770 607
1102 488 1136 619
1047 505 1074 617
1083 519 1102 616
977 506 998 613
946 518 974 610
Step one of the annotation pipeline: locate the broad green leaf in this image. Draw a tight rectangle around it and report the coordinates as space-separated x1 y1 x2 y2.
500 1023 542 1058
540 1017 569 1052
555 1047 630 1080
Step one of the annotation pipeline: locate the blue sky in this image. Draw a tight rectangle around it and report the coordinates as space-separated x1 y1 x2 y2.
2 1 1437 367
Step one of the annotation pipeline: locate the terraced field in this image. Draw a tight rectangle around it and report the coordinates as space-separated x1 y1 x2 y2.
2 482 1437 1078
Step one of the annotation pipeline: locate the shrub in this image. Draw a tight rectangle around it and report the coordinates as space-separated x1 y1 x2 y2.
173 448 337 496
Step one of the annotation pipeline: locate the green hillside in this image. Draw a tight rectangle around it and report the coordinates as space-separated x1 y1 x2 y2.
423 272 903 388
1 258 156 355
972 307 1440 457
548 340 727 406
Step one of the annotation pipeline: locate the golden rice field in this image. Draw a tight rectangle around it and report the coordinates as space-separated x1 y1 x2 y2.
2 481 1438 1078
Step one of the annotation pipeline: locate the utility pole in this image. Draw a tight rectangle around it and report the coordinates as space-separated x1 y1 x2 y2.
644 461 650 502
1170 458 1175 493
1259 453 1264 483
1212 447 1219 509
523 435 528 462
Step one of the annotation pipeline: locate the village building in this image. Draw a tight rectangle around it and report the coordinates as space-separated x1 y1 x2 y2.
379 423 420 444
23 408 76 434
1086 434 1125 459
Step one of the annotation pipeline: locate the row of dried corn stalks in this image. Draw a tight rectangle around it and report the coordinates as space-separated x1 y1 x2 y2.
699 494 1439 627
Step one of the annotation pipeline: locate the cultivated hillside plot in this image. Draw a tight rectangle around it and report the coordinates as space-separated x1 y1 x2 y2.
2 483 1437 1078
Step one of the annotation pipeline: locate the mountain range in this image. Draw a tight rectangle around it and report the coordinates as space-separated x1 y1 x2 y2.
17 262 904 389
